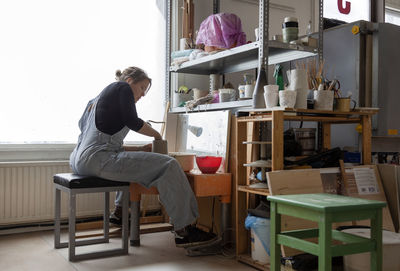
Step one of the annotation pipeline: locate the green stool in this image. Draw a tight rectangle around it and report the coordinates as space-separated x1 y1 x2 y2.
267 193 386 271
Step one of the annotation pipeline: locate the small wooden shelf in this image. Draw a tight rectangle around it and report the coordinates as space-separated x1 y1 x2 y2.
238 185 270 196
243 141 272 145
237 254 269 271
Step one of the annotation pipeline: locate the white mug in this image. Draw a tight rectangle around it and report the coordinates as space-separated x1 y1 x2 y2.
244 84 254 98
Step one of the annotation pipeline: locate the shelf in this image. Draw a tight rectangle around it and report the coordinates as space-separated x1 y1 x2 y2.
243 141 272 144
170 41 317 75
170 99 252 113
237 254 270 271
243 160 271 168
238 185 270 196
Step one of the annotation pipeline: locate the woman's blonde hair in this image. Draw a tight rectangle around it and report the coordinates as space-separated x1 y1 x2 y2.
115 66 152 88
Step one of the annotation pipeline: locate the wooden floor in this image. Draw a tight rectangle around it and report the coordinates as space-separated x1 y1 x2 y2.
0 229 255 271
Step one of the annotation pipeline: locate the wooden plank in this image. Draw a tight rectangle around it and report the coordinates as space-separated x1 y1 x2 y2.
267 169 324 256
272 111 284 170
362 115 372 164
322 123 331 150
235 117 250 256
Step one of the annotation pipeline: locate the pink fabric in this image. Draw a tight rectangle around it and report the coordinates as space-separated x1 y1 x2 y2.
196 13 246 49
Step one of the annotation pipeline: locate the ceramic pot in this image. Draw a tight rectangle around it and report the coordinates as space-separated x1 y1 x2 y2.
279 90 297 108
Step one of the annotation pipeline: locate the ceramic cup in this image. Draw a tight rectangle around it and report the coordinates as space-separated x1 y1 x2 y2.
244 84 254 98
152 139 168 154
279 90 297 108
263 84 279 93
314 90 334 110
264 91 279 108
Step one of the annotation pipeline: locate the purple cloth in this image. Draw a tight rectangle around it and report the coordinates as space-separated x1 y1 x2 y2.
196 13 246 49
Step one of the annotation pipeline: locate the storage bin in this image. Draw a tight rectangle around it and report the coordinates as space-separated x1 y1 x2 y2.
343 228 400 271
245 215 270 264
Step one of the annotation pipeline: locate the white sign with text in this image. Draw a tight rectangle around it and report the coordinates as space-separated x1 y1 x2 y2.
324 0 371 22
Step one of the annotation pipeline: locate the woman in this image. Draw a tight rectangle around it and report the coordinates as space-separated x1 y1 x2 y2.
70 66 216 248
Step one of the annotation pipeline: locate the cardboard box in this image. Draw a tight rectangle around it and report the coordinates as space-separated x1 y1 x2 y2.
377 164 400 232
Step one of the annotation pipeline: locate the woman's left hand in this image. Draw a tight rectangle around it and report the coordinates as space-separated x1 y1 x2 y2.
141 143 152 152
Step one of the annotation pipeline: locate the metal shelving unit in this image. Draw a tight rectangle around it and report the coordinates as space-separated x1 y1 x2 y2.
165 1 324 269
170 41 317 75
166 0 323 112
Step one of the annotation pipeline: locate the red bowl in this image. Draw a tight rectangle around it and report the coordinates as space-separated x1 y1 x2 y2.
196 156 222 174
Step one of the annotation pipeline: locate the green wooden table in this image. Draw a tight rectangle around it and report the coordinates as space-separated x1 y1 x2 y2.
267 193 386 271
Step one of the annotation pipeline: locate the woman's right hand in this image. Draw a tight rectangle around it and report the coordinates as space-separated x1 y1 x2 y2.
154 133 162 140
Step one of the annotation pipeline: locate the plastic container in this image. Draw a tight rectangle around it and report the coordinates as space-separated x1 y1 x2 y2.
245 215 270 264
282 17 298 43
195 156 222 174
342 228 400 271
169 152 195 172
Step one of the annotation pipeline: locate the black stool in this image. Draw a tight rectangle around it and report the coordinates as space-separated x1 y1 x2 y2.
53 173 130 261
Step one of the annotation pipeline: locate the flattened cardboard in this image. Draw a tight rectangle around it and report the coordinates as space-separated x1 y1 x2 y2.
377 164 400 232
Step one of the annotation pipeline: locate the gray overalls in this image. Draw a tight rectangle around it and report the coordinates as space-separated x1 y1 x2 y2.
70 97 198 230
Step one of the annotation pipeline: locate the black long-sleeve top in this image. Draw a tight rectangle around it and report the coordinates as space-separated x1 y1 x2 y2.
95 81 144 135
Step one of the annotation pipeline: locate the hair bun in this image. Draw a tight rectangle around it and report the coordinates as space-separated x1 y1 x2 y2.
115 69 123 80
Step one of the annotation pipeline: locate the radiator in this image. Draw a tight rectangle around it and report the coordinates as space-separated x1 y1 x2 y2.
0 161 160 226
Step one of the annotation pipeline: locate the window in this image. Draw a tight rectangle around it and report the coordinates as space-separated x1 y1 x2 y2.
0 0 165 144
386 8 400 26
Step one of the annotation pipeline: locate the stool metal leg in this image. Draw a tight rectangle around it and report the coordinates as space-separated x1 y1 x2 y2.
69 191 77 261
121 188 129 252
318 213 332 271
270 202 281 271
104 191 110 242
370 209 383 271
130 200 141 246
54 187 62 248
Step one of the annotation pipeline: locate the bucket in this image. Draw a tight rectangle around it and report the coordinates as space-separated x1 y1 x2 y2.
251 228 270 264
245 215 270 264
293 128 316 155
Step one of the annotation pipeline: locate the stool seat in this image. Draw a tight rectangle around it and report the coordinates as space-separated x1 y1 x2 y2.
268 193 386 271
54 173 129 189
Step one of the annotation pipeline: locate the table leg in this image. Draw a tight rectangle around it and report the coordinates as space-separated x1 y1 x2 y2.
270 201 281 271
319 214 332 271
370 209 383 271
362 115 372 165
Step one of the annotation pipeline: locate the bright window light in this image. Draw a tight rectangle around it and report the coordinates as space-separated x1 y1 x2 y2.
386 8 400 26
0 0 165 143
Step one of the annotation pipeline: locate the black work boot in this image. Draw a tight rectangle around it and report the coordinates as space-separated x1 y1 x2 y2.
109 205 123 226
174 225 218 248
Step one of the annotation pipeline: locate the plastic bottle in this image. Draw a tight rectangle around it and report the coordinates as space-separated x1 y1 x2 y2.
282 17 299 43
273 65 284 91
